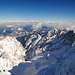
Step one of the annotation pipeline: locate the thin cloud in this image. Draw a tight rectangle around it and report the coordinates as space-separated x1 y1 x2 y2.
0 21 75 30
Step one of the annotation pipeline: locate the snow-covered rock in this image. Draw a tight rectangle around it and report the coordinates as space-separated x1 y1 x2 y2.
0 36 25 72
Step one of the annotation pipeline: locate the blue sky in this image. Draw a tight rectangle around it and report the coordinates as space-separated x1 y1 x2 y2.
0 0 75 21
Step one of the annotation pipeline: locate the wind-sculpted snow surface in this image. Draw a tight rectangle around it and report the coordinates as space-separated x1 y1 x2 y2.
0 36 25 74
9 28 75 75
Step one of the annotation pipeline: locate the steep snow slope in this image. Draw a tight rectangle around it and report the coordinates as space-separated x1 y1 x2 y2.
55 43 75 75
10 28 75 75
0 36 25 73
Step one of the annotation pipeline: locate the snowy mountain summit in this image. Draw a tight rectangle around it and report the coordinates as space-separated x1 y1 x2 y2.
0 28 75 75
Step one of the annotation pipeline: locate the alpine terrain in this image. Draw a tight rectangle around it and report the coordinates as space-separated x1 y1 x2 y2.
0 21 75 75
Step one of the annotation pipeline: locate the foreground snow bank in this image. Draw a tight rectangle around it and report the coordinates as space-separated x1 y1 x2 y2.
0 36 25 72
0 72 11 75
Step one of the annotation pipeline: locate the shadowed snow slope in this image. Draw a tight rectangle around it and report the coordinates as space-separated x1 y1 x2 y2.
55 44 75 75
